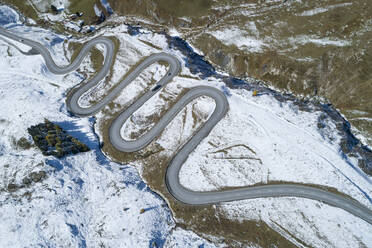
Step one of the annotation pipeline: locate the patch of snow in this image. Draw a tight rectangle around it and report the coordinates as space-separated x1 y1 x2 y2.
62 21 82 32
291 35 352 47
28 0 70 13
165 228 222 247
208 27 264 52
100 0 114 15
93 4 101 17
299 3 353 17
0 5 20 26
168 27 181 37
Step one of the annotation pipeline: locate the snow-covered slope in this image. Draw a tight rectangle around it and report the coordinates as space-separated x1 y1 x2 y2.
0 6 215 248
0 4 371 248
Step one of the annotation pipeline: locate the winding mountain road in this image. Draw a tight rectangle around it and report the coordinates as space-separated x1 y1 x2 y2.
1 26 371 225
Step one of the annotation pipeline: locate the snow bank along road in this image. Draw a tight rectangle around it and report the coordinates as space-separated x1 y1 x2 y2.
1 26 371 225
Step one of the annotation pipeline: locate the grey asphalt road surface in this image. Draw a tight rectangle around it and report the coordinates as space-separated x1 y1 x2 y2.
1 26 371 225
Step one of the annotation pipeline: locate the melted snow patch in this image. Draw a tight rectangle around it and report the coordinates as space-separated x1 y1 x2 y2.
208 27 264 52
165 227 221 247
299 3 353 17
291 35 351 47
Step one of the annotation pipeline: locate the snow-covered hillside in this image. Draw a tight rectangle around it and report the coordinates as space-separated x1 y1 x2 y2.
0 6 215 248
0 4 371 248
